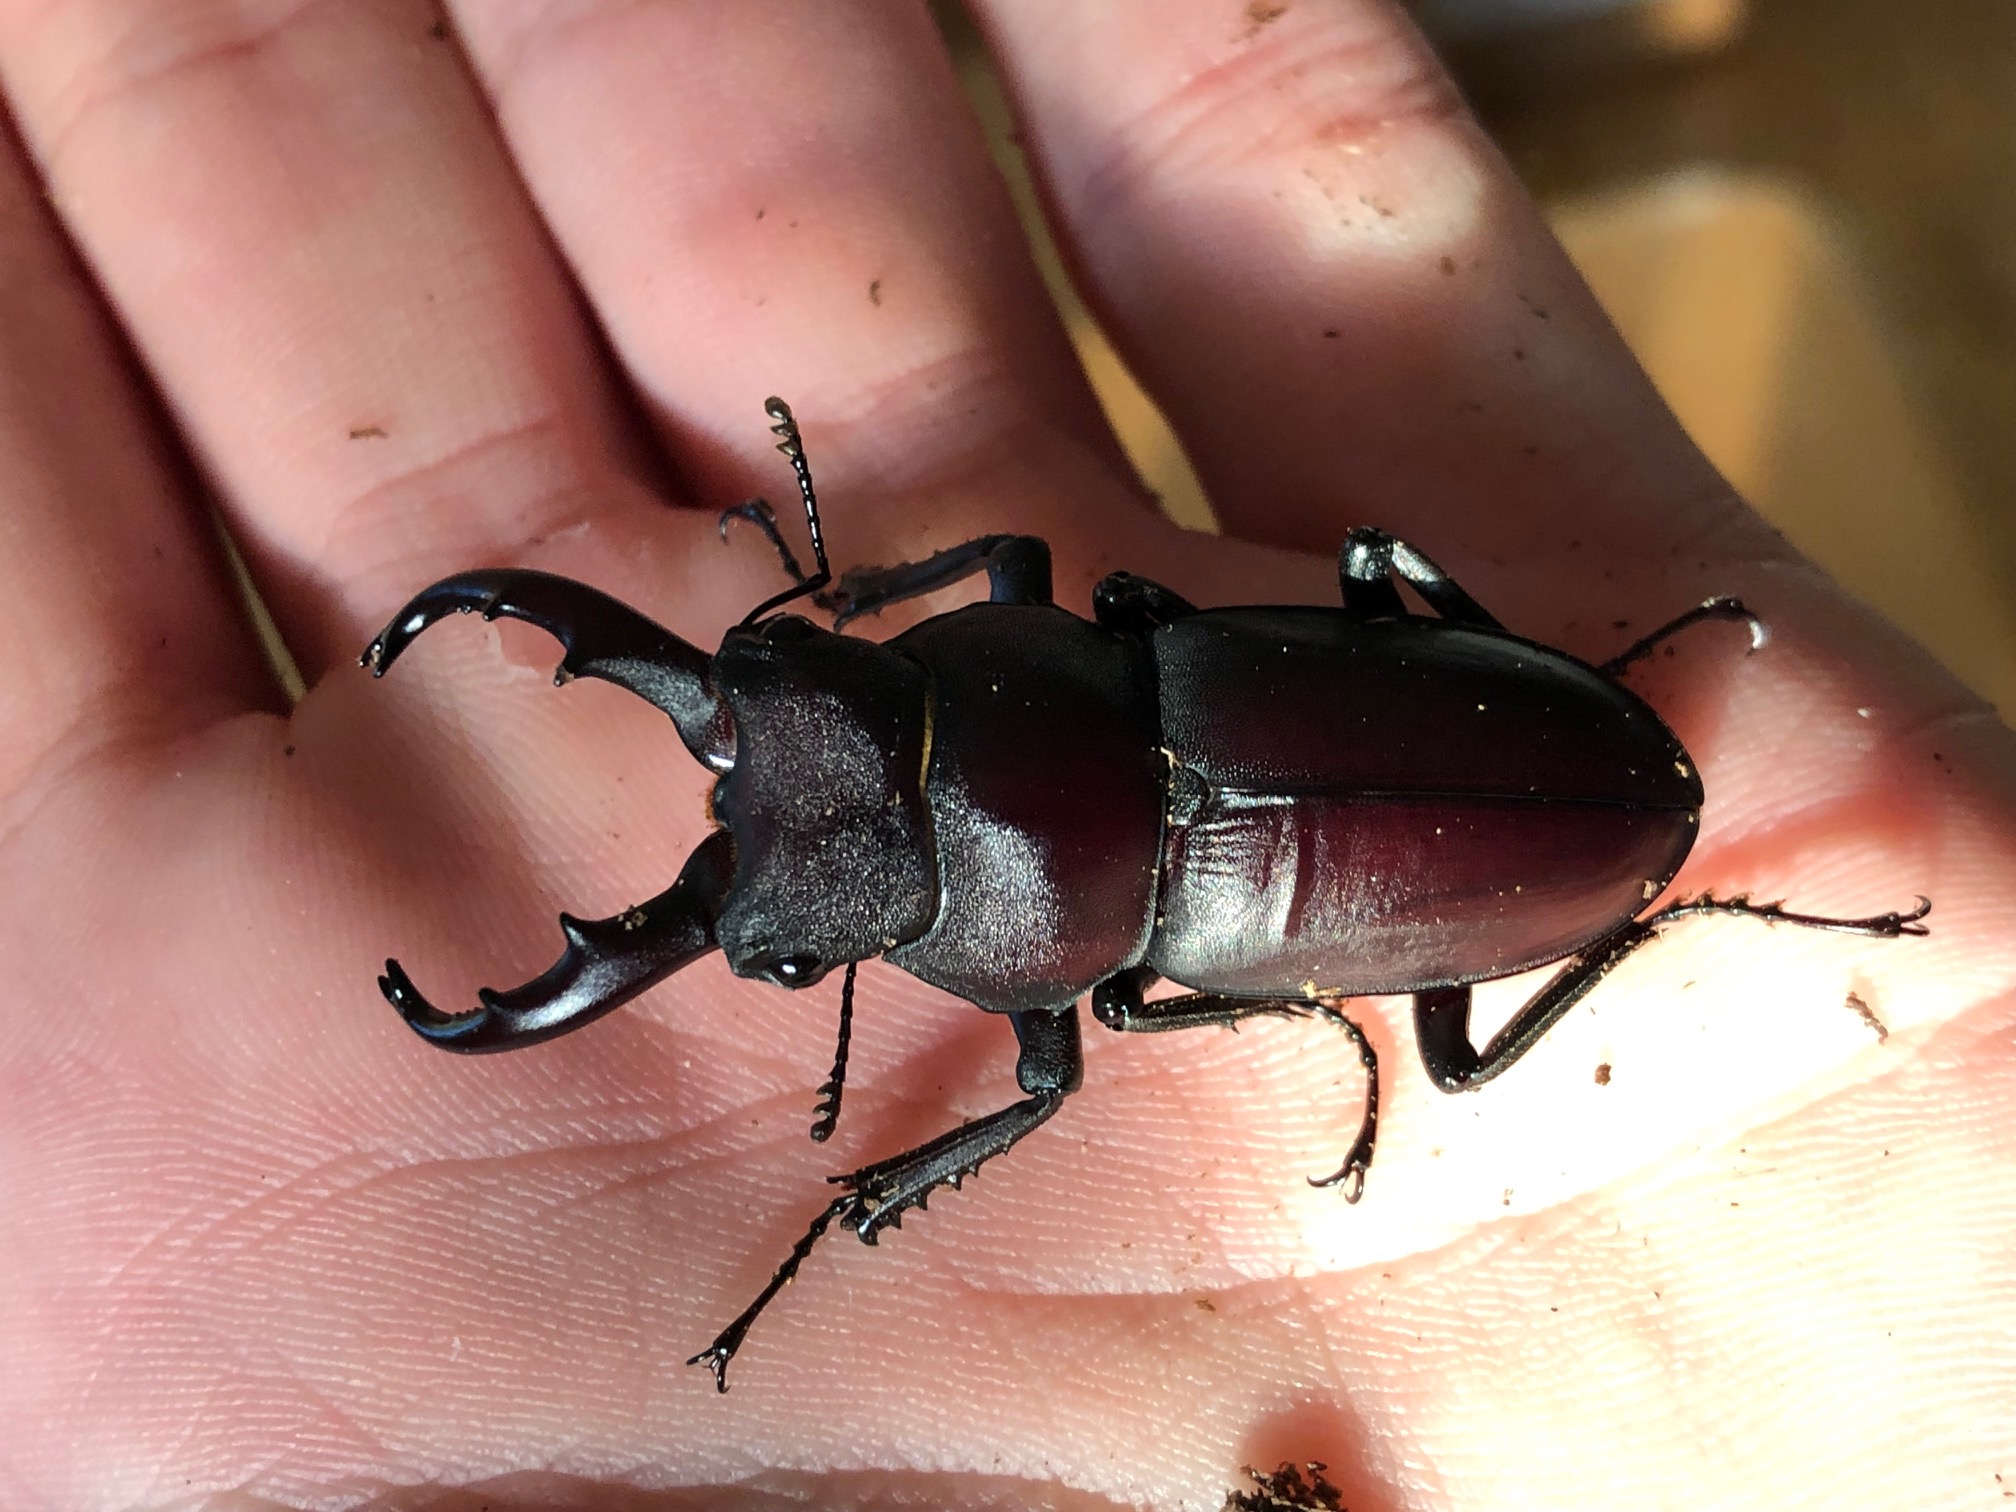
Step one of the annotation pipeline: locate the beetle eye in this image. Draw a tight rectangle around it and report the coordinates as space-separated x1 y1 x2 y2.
767 954 823 987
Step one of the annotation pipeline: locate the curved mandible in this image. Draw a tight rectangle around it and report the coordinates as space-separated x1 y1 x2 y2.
362 568 731 768
381 830 735 1053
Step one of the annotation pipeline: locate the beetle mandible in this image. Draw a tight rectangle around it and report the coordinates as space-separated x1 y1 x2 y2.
362 397 1930 1389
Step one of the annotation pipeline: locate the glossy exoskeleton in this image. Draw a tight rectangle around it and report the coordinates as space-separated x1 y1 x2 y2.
363 398 1930 1389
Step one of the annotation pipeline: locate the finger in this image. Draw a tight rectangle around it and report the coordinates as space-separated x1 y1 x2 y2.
0 0 672 678
972 0 1740 565
447 0 1142 564
0 116 275 797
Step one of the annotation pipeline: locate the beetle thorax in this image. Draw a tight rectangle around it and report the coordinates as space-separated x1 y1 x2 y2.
708 618 937 988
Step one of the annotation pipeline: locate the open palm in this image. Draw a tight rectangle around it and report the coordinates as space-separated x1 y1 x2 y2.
3 3 2010 1508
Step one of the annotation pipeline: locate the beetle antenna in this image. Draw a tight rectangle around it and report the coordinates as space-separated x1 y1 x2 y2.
738 397 835 627
809 961 857 1142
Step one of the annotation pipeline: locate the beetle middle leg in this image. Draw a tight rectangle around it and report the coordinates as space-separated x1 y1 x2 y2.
688 1004 1082 1390
1092 967 1380 1202
1413 892 1932 1092
1339 525 1503 628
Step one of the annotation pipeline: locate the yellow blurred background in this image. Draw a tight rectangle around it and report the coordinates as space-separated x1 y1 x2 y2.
944 0 2016 716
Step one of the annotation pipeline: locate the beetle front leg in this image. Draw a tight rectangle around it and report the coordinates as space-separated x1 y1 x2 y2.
1414 892 1933 1091
718 496 811 586
380 830 734 1053
817 534 1052 628
1092 968 1380 1201
688 1004 1080 1390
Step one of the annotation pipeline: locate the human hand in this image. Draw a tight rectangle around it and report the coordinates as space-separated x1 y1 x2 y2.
2 2 2010 1508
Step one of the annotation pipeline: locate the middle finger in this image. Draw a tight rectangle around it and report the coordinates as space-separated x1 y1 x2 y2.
448 0 1145 571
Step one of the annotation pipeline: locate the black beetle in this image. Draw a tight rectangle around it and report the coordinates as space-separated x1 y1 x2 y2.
363 397 1930 1389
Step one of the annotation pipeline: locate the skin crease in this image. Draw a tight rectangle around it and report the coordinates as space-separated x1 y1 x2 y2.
0 0 2012 1506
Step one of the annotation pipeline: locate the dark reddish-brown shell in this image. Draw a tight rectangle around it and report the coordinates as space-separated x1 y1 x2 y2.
1145 608 1700 995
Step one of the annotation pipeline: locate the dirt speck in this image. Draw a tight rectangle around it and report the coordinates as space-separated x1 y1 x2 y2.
428 18 448 41
1227 1462 1344 1512
1195 1297 1217 1313
1594 1061 1612 1086
1844 991 1890 1042
868 278 882 306
1241 1 1290 39
348 424 387 440
1439 254 1457 275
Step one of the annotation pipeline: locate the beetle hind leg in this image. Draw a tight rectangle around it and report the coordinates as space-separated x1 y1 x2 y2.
1092 968 1381 1202
1598 597 1764 677
382 831 733 1053
1414 891 1932 1092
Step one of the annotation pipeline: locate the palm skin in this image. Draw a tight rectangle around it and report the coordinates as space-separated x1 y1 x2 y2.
1 2 2012 1508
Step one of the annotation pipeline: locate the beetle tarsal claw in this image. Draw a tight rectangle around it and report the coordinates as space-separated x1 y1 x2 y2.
1308 1162 1368 1205
688 1344 733 1394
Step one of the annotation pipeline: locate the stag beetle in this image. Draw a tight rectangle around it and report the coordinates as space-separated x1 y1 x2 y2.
363 397 1930 1389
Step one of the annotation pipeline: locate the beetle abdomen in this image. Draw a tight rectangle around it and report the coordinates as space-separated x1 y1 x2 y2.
1145 608 1700 993
1150 789 1694 993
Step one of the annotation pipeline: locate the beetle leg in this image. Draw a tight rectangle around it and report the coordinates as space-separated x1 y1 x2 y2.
1091 968 1380 1202
687 1005 1080 1390
817 534 1053 629
1414 892 1932 1092
1093 571 1198 632
1339 526 1503 629
379 830 733 1053
1598 597 1765 678
718 496 810 585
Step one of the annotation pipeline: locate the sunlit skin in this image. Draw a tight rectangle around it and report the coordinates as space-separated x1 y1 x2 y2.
0 2 2012 1509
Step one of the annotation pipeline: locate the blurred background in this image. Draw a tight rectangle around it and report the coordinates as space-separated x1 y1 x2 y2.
943 0 2016 716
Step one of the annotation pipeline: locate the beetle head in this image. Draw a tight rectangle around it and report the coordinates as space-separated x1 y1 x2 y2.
708 616 938 987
